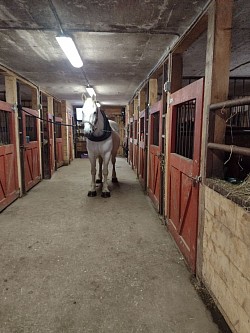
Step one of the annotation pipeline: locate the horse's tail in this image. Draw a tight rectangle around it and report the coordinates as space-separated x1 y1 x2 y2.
109 120 119 133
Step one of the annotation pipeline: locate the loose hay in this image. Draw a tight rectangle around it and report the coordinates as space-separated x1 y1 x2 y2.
206 175 250 211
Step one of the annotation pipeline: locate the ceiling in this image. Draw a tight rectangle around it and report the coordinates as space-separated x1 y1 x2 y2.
0 0 249 106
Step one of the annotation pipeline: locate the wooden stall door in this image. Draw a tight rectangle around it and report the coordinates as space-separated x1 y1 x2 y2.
0 101 19 211
22 107 41 192
55 117 64 168
138 110 147 189
48 114 55 176
128 117 133 166
148 100 163 210
132 119 138 170
167 79 204 272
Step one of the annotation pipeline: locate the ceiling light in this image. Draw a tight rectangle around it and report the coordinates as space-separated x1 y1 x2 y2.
86 86 96 97
56 34 83 68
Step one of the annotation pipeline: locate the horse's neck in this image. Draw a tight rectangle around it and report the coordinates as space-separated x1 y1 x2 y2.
94 109 105 136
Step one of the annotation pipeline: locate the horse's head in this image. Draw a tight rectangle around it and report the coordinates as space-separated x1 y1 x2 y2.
81 94 97 137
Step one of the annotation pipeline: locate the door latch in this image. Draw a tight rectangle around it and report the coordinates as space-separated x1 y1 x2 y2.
191 175 202 186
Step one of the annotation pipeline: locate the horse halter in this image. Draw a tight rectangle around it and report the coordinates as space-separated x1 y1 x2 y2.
82 110 98 133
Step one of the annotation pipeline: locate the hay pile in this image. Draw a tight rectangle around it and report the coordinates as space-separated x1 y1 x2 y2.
207 175 250 211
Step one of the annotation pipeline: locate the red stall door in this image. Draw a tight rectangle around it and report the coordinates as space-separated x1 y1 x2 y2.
0 101 19 211
148 100 163 210
22 107 41 192
167 78 204 272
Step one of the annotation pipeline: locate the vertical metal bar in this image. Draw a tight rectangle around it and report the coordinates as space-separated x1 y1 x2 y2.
191 101 195 159
17 82 26 195
53 115 58 172
181 105 184 156
187 101 191 159
184 102 188 158
176 105 180 154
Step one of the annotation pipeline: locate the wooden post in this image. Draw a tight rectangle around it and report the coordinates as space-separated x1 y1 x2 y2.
170 53 183 93
5 75 22 196
61 100 69 165
149 79 157 106
133 97 139 120
197 0 233 278
138 90 146 112
47 96 54 115
31 87 42 176
203 0 233 178
31 88 38 110
129 101 134 117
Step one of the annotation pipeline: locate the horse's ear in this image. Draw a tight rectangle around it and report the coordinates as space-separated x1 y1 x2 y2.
82 93 87 103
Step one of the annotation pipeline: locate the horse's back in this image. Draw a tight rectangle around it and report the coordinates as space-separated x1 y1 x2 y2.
108 120 120 156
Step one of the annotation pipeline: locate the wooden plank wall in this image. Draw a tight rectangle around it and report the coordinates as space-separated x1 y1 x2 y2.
203 186 250 333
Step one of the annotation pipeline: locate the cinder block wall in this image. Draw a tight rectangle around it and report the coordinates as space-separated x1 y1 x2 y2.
202 186 250 333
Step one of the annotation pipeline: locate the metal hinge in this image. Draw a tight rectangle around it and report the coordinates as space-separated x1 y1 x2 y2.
12 103 18 112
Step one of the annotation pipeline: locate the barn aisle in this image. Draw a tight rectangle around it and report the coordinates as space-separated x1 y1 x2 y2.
0 157 219 333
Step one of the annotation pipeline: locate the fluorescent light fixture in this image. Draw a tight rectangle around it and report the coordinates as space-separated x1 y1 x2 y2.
96 102 101 108
56 35 83 68
86 86 96 97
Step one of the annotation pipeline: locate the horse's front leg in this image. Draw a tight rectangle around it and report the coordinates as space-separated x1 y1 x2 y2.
96 156 103 184
101 152 112 198
88 154 97 197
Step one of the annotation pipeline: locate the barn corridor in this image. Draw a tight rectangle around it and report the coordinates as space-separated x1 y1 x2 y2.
0 157 219 333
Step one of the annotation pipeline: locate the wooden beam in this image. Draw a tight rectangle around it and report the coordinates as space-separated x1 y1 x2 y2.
174 14 208 54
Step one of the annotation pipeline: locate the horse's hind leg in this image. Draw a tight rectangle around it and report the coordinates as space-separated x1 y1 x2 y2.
111 154 118 183
96 156 103 184
101 152 111 198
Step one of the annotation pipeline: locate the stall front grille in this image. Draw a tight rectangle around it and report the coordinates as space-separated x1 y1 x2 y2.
152 112 160 146
174 99 196 159
55 122 62 138
228 103 250 128
0 109 10 145
26 115 37 141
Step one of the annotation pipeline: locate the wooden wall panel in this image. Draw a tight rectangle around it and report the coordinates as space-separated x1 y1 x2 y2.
202 186 250 333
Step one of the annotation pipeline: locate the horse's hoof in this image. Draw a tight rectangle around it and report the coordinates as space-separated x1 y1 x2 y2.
101 192 111 198
112 177 118 183
96 179 102 184
88 191 97 197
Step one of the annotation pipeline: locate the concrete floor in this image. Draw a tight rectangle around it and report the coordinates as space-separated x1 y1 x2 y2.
0 157 220 333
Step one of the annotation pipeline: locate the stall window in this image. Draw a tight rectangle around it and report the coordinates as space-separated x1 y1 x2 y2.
0 110 10 145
